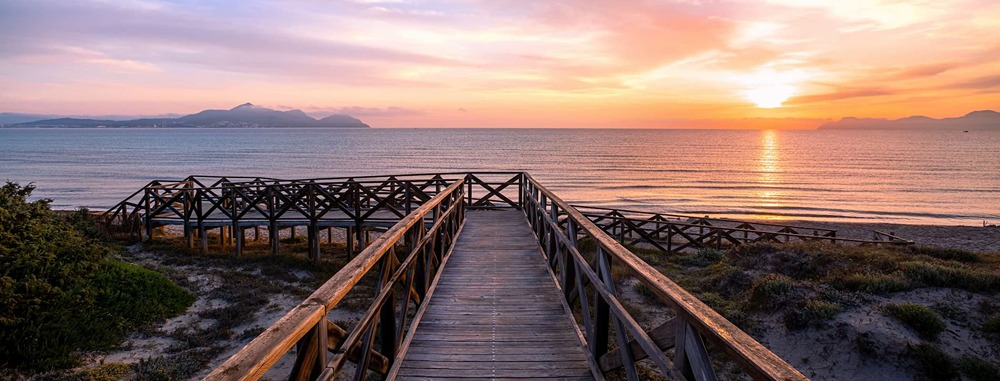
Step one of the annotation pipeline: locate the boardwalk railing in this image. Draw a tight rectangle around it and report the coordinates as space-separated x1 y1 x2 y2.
99 172 523 258
575 206 910 253
206 179 466 381
524 174 808 380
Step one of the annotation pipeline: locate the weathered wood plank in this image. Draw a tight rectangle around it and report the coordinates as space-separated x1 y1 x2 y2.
395 378 593 381
394 210 596 380
397 368 594 378
399 360 592 370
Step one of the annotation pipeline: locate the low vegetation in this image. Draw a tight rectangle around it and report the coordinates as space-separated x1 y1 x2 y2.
958 355 1000 381
911 343 959 381
114 236 355 380
0 183 193 373
984 314 1000 333
885 303 946 340
620 240 1000 380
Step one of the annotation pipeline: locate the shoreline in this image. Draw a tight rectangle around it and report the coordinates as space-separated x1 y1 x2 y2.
759 219 1000 253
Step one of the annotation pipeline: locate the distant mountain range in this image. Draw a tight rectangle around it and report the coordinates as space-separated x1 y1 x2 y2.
0 112 183 125
819 110 1000 130
1 103 369 128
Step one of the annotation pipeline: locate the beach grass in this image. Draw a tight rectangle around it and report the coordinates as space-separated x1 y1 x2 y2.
885 303 947 340
619 239 999 380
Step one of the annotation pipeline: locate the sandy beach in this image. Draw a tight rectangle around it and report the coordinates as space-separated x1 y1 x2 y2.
767 220 1000 253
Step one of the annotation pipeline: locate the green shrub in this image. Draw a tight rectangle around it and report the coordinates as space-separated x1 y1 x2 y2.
63 207 105 241
805 300 842 319
728 242 779 259
959 355 1000 381
280 234 308 244
902 262 1000 292
785 300 842 329
0 182 111 369
839 272 912 294
683 248 725 267
698 263 752 298
750 273 796 307
69 362 131 381
697 292 749 329
85 261 194 348
239 326 266 340
0 182 192 370
886 303 947 340
632 282 657 301
908 246 981 263
911 344 958 381
982 314 1000 333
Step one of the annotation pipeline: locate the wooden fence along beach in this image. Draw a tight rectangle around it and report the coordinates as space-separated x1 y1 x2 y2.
100 172 913 380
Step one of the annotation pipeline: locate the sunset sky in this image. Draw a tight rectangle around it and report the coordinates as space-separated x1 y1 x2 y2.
2 0 999 128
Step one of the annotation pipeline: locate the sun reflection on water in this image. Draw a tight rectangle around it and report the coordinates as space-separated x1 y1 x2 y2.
756 130 785 217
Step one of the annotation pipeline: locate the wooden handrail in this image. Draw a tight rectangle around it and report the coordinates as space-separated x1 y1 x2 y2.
574 205 837 234
581 208 910 251
205 179 466 380
522 173 807 381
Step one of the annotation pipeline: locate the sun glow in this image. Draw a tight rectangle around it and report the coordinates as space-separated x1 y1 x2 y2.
739 68 805 109
745 84 796 108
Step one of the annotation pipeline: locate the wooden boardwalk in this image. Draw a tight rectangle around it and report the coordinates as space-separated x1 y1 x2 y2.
394 210 598 380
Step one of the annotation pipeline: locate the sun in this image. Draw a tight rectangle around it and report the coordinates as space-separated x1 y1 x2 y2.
744 83 795 108
738 68 803 108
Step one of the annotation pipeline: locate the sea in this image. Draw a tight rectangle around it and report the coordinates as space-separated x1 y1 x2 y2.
0 128 997 225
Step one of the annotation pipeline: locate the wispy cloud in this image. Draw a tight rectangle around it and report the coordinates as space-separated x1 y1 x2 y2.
787 87 896 105
308 106 424 118
2 0 1000 124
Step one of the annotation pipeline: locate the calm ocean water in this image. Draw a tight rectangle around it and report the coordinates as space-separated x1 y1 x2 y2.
0 128 997 225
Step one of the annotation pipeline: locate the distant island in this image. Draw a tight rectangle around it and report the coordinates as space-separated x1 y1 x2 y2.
819 110 1000 130
1 103 369 128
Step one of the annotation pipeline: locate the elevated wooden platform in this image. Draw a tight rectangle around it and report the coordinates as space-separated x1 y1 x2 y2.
393 210 598 380
180 173 810 381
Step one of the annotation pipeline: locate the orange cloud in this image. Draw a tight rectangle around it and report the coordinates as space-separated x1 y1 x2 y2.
2 0 1000 125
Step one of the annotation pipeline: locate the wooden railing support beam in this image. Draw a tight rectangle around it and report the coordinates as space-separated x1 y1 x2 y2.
599 318 678 372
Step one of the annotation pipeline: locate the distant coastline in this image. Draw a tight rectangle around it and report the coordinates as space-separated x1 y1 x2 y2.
820 110 1000 131
0 103 369 129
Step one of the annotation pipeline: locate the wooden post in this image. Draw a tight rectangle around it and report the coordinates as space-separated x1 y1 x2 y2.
346 226 355 258
548 201 558 261
270 223 279 256
143 189 153 242
185 224 194 249
199 224 208 253
314 317 327 377
235 225 244 256
380 288 398 367
564 219 577 301
355 223 364 253
308 224 319 261
593 247 610 359
675 320 693 379
254 226 260 241
667 226 673 253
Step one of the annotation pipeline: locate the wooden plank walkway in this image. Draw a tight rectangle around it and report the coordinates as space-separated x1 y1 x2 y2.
395 210 598 380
